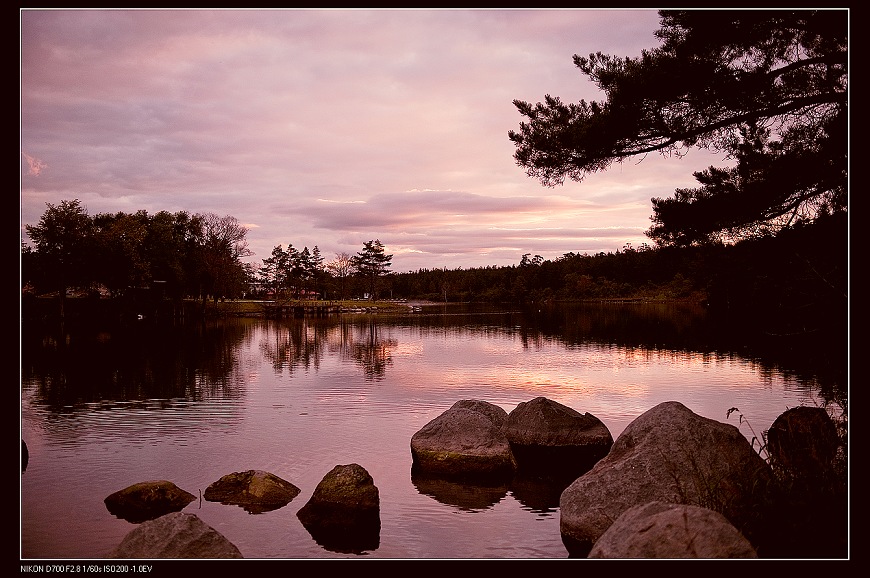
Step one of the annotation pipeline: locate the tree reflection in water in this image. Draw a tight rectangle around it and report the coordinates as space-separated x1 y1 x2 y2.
259 315 397 381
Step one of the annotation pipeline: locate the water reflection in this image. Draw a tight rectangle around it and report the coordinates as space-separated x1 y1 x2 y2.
410 453 590 514
258 318 326 374
21 303 845 451
342 320 398 381
402 302 845 408
21 318 255 409
509 477 564 514
298 514 380 555
20 302 845 559
258 317 398 381
410 469 509 512
22 302 845 409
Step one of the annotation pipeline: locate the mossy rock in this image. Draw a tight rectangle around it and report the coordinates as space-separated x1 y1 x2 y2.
204 469 300 513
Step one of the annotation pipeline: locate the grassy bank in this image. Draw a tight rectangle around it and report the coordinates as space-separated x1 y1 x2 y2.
201 298 417 316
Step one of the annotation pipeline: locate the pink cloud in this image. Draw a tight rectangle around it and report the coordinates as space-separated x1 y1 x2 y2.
20 9 727 272
21 152 47 177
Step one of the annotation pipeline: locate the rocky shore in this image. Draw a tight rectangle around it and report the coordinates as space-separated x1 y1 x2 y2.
89 399 846 559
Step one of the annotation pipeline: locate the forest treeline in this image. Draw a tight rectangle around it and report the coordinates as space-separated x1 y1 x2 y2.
394 211 848 336
22 199 847 343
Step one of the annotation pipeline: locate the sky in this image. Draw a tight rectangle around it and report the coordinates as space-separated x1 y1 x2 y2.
20 8 733 273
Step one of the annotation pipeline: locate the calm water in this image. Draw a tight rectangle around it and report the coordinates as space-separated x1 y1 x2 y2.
20 302 845 559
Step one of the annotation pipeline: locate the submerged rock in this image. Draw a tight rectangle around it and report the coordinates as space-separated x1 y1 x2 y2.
109 512 243 558
104 480 197 523
204 469 300 513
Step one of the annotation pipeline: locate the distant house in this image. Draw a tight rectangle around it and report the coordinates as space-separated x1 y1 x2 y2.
247 284 320 301
297 289 320 300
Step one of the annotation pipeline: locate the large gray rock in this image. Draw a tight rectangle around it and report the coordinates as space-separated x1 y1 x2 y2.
504 396 612 479
109 512 243 558
204 469 300 513
104 480 197 523
559 401 776 557
410 400 515 482
296 463 380 554
451 399 509 429
588 501 758 558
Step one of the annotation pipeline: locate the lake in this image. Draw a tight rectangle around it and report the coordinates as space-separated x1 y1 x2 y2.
20 301 846 559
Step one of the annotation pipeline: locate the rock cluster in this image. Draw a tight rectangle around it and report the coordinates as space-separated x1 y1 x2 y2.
411 397 612 484
107 464 380 557
559 401 777 557
102 399 843 559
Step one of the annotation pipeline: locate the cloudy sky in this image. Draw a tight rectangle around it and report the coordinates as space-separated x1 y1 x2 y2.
20 8 730 273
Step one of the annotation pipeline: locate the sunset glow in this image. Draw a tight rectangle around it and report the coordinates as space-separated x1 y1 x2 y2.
20 8 730 272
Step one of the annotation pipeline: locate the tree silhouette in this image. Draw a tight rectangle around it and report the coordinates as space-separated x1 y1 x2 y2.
24 199 93 316
509 9 847 246
353 239 393 300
